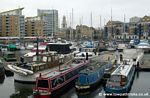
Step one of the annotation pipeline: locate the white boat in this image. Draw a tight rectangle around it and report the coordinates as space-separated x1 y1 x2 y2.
74 52 97 60
135 40 150 52
8 38 77 84
74 42 98 60
117 43 127 52
7 52 73 84
105 60 135 94
24 45 47 57
26 44 34 50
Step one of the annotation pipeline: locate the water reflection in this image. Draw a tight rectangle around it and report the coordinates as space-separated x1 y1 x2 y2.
136 70 139 78
10 82 34 98
0 75 5 84
77 85 103 98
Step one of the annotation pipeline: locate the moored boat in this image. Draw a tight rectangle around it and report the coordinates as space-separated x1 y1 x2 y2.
8 52 72 84
135 39 150 52
75 53 114 91
105 60 135 94
33 59 90 98
7 38 75 84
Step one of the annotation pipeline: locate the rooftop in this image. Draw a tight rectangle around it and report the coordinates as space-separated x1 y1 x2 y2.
112 62 133 77
0 7 24 15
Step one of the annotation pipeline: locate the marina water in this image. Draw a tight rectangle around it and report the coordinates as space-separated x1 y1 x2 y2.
0 52 150 98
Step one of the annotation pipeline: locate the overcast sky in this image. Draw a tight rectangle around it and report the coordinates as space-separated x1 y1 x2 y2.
0 0 150 28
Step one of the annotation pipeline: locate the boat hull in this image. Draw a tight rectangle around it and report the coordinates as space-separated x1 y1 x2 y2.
75 60 113 91
33 76 77 98
34 93 50 98
75 78 102 92
105 67 135 94
33 60 90 98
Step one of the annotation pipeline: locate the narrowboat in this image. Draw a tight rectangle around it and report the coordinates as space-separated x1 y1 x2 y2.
75 53 114 91
33 59 89 98
105 60 135 94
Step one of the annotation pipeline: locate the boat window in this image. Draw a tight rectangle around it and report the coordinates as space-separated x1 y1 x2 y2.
43 56 47 62
37 80 49 88
47 44 71 54
51 76 64 88
88 55 93 57
33 56 42 61
55 56 58 60
7 53 15 58
110 75 121 82
120 76 127 86
33 56 38 61
48 57 51 62
72 69 78 76
65 72 73 80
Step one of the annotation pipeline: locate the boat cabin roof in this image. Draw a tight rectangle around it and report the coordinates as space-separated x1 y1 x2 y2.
79 61 107 74
111 62 133 77
41 59 88 78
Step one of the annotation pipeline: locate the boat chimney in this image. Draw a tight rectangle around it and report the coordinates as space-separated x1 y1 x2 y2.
86 52 88 60
39 73 41 77
120 54 123 62
36 37 39 56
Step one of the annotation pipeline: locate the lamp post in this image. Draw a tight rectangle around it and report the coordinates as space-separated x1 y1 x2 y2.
36 28 39 61
36 37 39 56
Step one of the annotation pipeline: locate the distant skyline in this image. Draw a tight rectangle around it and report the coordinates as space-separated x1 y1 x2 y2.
0 0 150 28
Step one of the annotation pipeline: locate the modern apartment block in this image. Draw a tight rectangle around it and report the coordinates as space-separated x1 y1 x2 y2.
0 8 25 37
25 16 44 36
37 9 58 36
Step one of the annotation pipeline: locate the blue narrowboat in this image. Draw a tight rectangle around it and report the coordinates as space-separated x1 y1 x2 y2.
105 61 135 94
75 58 112 91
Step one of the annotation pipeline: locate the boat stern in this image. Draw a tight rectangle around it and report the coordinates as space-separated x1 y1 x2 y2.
105 85 128 94
33 77 51 98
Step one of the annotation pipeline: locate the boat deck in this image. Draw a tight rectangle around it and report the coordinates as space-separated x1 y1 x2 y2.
80 52 114 74
41 59 88 78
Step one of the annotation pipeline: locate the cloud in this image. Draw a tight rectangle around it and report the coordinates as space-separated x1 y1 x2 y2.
0 0 150 27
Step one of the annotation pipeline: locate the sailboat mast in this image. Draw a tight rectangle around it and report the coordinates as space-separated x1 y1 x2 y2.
91 12 93 27
69 13 72 41
72 8 74 40
111 8 113 39
100 15 101 29
124 14 126 33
